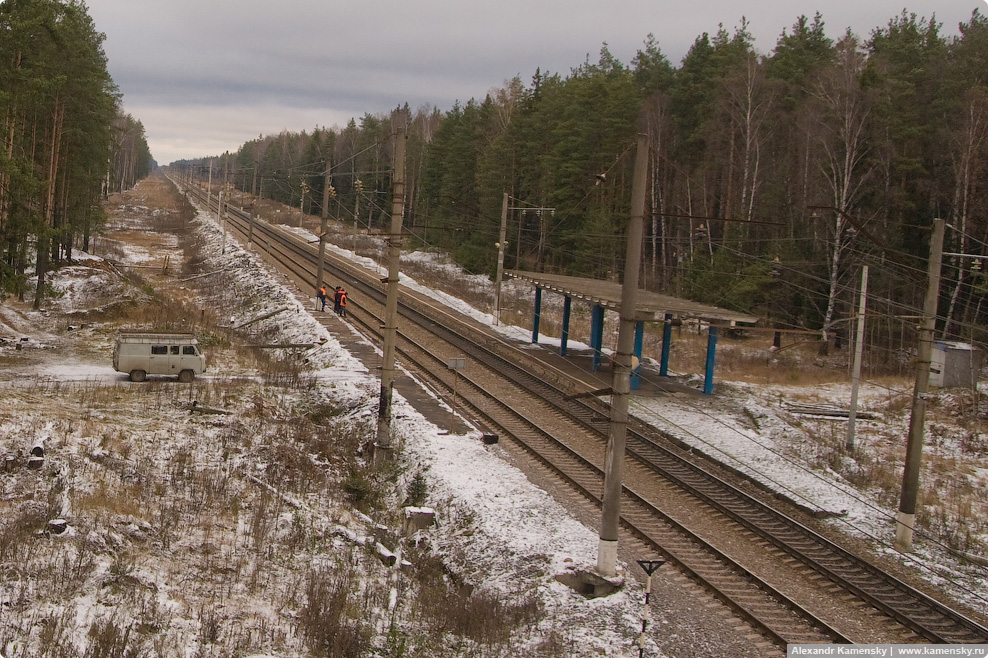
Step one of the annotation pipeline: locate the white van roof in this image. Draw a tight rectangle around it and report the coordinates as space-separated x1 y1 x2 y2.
117 333 198 343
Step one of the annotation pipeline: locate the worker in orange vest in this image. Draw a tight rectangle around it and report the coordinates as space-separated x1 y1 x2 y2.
337 287 348 318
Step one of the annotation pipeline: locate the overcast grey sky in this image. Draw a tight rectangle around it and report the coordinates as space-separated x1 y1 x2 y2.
83 0 986 165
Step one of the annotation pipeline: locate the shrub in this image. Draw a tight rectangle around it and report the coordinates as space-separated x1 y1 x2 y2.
298 568 370 657
84 618 142 658
342 467 380 511
405 471 428 507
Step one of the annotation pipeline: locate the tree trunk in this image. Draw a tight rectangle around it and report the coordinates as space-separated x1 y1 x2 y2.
34 100 64 310
941 91 988 339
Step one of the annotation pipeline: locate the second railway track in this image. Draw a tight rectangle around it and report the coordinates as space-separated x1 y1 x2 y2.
181 180 988 649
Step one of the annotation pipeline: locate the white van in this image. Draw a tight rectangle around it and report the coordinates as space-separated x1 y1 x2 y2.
113 333 206 382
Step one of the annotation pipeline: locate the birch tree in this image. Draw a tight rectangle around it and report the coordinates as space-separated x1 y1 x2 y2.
940 87 988 337
811 32 873 350
721 52 775 230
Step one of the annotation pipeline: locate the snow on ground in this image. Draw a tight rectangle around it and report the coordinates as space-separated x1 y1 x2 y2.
201 211 650 655
1 193 653 656
281 218 988 618
4 178 986 656
281 224 539 345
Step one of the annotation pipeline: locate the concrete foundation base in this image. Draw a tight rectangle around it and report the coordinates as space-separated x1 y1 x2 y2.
894 511 915 552
371 442 394 467
555 566 624 598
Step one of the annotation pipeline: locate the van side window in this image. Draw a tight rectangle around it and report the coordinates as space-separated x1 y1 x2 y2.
183 346 196 355
170 346 180 355
151 345 167 355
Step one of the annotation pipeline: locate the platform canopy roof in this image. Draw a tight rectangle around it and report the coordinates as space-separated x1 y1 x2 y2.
506 270 759 325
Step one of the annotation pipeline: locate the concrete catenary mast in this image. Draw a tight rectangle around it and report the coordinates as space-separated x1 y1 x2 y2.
374 126 407 465
598 133 649 577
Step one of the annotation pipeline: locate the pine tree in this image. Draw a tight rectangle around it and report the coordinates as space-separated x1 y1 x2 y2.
0 0 120 304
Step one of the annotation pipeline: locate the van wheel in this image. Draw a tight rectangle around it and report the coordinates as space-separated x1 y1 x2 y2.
130 369 146 382
178 369 195 383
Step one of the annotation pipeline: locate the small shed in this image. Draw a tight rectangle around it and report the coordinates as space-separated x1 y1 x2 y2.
929 341 982 389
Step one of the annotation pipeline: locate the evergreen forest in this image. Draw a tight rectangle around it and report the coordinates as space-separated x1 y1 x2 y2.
0 0 152 307
185 10 988 358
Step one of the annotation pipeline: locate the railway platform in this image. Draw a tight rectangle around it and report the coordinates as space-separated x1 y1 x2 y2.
520 344 705 399
310 308 475 436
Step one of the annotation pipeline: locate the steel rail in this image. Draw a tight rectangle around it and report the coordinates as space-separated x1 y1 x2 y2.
181 180 988 646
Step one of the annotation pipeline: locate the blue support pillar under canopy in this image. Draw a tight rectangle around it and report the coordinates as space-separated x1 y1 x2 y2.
532 286 542 344
660 313 673 377
703 325 719 395
631 321 644 390
590 305 604 371
560 296 572 356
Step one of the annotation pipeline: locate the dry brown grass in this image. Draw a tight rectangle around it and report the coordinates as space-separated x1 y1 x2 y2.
181 174 988 645
1 172 573 658
793 392 988 555
0 505 46 562
75 482 144 520
298 567 372 657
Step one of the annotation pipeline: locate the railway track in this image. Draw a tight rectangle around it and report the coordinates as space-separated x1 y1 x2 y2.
181 180 988 649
